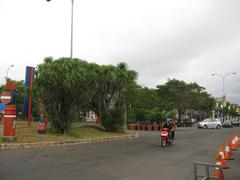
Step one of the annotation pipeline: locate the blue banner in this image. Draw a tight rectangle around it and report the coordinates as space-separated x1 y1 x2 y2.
0 103 5 110
25 66 31 88
24 66 35 115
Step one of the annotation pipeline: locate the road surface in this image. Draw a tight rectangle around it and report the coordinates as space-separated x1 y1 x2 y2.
0 127 239 180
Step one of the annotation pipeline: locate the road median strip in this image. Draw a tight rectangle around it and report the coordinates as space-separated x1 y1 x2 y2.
0 133 138 150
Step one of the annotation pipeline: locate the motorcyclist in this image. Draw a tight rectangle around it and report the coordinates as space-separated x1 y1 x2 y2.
162 121 172 140
162 122 169 129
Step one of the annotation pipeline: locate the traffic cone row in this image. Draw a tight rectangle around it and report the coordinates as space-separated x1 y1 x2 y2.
214 133 239 180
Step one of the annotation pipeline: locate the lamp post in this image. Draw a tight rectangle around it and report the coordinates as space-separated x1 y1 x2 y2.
6 65 14 81
46 0 74 58
212 72 237 121
211 72 237 101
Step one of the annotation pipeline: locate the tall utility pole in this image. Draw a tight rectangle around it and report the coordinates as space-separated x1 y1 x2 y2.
46 0 74 58
70 0 74 59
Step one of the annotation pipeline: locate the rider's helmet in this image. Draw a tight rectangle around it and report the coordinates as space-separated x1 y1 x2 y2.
163 121 168 126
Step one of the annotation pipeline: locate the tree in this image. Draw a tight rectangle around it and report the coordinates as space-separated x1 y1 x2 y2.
34 57 96 134
14 80 26 117
123 85 163 124
34 58 137 134
92 62 137 131
157 79 189 119
156 79 215 120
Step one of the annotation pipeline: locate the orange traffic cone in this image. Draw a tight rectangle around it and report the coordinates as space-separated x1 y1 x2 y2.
225 139 233 160
233 133 239 147
231 137 237 151
219 145 225 157
214 152 225 180
219 145 229 169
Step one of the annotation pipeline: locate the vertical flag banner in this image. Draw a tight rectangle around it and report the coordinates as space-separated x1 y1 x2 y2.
24 66 35 127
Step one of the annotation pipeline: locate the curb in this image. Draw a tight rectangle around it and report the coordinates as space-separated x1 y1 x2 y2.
0 133 139 151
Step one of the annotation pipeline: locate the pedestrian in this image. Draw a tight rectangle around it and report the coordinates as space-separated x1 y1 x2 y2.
169 120 176 140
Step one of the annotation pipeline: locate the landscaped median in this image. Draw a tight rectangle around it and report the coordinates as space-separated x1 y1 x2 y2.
0 122 138 150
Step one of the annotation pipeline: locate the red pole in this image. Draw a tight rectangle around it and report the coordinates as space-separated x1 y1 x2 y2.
27 96 32 127
27 67 33 127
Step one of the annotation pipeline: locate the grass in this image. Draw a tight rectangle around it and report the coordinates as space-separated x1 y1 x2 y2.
0 121 128 144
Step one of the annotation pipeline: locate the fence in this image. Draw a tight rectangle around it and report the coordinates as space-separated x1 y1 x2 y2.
193 161 223 180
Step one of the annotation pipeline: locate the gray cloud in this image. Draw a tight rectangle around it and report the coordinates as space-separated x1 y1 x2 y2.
0 0 240 104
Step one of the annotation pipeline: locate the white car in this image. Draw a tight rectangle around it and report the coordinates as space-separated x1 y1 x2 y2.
198 118 222 129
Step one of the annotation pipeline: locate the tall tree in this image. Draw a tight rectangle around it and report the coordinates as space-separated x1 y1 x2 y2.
156 79 215 120
93 62 137 131
157 79 189 119
34 57 96 134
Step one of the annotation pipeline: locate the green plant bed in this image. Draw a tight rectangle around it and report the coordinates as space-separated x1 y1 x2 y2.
0 123 128 144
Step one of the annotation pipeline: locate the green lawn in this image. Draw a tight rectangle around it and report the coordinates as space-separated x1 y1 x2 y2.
0 121 128 143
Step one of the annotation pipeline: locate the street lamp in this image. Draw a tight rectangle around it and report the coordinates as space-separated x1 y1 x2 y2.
6 64 14 81
211 72 237 101
46 0 74 58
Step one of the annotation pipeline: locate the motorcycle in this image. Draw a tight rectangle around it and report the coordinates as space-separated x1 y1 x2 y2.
161 127 173 147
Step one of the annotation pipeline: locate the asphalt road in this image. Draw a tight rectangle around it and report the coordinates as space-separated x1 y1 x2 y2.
0 127 239 180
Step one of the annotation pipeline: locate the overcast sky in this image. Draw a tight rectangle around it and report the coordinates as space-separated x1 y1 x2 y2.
0 0 239 104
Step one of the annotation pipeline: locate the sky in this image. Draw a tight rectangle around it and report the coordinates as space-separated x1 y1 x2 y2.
0 0 240 104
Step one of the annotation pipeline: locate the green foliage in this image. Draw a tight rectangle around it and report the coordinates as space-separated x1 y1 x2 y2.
92 62 137 131
156 79 215 120
101 108 125 132
123 78 216 124
123 85 163 124
34 57 137 134
34 57 96 134
14 80 26 116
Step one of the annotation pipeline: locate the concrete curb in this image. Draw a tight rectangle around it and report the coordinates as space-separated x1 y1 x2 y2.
0 133 139 151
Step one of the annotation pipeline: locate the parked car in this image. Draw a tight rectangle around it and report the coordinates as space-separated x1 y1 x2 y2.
222 119 233 128
232 119 240 127
177 119 193 127
198 118 222 129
